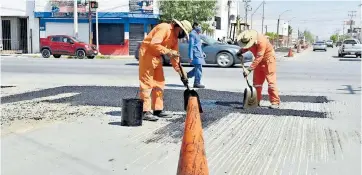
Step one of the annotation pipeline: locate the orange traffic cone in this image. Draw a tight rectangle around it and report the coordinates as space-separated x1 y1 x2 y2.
177 96 209 175
287 47 294 57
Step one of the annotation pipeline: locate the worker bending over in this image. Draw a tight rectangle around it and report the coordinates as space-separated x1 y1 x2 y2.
138 19 192 121
236 29 281 109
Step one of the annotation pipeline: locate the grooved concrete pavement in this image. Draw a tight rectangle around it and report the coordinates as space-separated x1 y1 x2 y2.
1 48 361 175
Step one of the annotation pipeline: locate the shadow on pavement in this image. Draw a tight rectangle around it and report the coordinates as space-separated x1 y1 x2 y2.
105 111 122 116
339 58 361 62
336 85 361 94
108 122 123 126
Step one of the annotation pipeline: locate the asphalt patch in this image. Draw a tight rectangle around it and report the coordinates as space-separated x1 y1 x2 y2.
1 86 330 142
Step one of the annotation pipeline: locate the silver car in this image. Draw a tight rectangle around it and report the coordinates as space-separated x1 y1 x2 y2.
135 35 252 67
313 41 327 51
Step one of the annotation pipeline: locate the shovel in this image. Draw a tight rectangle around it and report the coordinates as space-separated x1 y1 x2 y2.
240 59 259 109
177 61 203 113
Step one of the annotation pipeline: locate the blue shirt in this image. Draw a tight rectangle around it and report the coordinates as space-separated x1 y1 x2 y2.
188 30 206 65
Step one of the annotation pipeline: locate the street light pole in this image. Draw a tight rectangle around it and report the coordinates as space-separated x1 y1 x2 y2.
74 0 78 39
287 17 296 47
276 10 290 48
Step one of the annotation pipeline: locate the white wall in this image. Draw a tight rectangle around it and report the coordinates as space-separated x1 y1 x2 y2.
0 0 28 16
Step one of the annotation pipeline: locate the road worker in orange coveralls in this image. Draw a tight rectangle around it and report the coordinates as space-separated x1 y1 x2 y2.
236 29 281 109
138 19 192 121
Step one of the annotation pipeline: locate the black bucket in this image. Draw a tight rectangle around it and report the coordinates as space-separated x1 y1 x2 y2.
121 98 143 127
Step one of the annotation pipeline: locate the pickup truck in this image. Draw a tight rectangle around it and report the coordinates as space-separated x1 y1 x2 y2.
338 39 362 58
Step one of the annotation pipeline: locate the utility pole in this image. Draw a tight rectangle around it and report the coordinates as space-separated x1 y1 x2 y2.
277 10 290 48
348 11 356 34
74 0 78 39
227 0 231 39
342 21 345 35
243 0 252 30
88 1 92 44
265 25 267 33
261 0 265 33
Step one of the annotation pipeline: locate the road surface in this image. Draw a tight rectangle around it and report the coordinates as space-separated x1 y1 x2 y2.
1 48 361 175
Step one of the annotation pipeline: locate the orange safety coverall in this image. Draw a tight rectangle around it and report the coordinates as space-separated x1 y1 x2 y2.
242 34 281 104
138 23 180 112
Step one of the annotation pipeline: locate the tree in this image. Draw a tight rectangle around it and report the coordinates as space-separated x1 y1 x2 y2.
303 30 314 43
330 34 338 43
265 32 277 40
158 1 217 24
288 25 293 36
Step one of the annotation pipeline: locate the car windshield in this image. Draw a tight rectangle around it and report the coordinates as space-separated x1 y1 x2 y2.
343 40 357 44
200 35 219 45
71 37 83 43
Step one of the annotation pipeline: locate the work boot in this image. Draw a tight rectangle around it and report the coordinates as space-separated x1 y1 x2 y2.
193 84 205 88
153 110 172 118
269 104 280 109
143 111 158 121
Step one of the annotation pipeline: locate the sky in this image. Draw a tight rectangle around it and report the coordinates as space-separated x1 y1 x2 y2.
239 0 362 40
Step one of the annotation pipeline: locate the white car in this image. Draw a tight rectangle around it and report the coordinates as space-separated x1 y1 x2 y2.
313 41 327 52
338 39 362 58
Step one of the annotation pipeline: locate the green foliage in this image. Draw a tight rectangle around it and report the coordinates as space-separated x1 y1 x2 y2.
330 34 338 43
303 30 314 43
288 25 293 36
265 32 277 40
158 0 217 24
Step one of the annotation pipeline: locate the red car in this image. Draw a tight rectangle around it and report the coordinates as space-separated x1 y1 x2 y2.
40 35 98 59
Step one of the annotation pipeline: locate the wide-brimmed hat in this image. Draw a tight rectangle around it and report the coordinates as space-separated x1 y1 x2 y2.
237 30 258 49
172 19 192 40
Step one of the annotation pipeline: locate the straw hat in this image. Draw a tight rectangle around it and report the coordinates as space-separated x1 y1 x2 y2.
237 29 258 49
172 19 192 40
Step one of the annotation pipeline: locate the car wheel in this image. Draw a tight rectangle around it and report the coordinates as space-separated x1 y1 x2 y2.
53 54 61 58
325 49 327 52
338 53 342 57
216 52 234 67
41 49 51 58
76 49 86 59
87 56 95 59
313 49 315 51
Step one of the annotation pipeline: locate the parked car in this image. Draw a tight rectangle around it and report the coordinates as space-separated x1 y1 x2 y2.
135 35 251 67
338 39 362 58
313 41 327 51
336 41 342 47
40 35 98 59
326 40 334 48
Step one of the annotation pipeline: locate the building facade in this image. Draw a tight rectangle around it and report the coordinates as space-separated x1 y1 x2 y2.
0 0 33 53
34 0 159 55
1 0 160 55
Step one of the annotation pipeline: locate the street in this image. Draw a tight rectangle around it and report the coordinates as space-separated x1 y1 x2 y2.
1 48 361 175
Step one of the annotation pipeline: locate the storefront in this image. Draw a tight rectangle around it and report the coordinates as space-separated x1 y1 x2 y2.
34 0 159 55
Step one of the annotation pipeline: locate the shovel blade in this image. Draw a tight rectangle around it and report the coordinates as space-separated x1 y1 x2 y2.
242 86 259 109
184 89 203 113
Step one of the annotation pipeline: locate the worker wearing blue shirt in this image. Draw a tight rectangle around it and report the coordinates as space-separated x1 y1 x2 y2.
187 22 206 88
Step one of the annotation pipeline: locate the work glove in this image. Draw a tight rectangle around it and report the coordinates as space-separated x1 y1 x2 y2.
243 67 253 77
166 49 179 58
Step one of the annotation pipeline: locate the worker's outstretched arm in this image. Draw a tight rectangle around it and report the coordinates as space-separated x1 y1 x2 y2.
188 33 195 59
250 41 266 69
148 27 170 55
170 40 181 72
